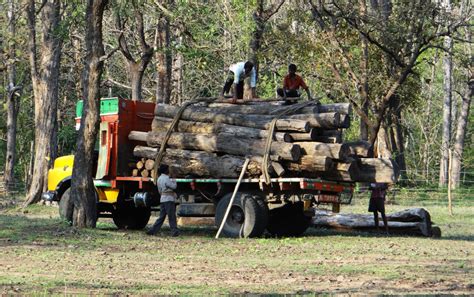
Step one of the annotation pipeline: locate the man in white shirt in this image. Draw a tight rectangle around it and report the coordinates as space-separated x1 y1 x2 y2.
147 164 179 236
220 61 257 103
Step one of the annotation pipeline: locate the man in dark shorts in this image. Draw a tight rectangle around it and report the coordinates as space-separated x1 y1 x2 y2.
220 61 257 103
277 64 312 100
369 183 389 234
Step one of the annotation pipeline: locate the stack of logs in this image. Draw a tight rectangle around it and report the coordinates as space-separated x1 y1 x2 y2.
128 100 399 183
131 158 156 179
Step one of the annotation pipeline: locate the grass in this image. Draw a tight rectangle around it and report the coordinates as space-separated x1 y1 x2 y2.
0 194 473 295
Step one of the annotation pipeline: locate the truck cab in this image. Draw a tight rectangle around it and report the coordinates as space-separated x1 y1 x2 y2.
43 97 157 229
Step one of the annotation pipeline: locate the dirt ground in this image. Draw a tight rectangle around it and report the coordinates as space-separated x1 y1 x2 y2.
0 199 473 295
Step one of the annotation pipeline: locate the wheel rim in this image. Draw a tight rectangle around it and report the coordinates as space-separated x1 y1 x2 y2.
228 205 245 227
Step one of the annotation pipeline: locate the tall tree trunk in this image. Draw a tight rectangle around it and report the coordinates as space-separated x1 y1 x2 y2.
439 0 453 187
70 0 108 228
249 0 285 77
171 35 183 105
451 21 472 188
389 95 407 178
451 80 473 188
4 0 20 193
116 7 153 101
24 0 62 206
359 0 369 141
155 13 172 104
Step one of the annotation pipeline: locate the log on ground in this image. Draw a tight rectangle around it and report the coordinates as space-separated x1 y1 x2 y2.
312 208 438 237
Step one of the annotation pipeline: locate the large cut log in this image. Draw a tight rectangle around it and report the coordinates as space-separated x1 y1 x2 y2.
313 129 342 137
295 142 350 160
133 146 263 177
151 117 291 142
155 104 310 132
316 103 352 115
145 131 301 161
285 112 342 129
129 131 148 142
288 129 318 141
346 140 371 157
283 156 333 172
314 135 342 143
312 208 438 237
205 102 319 115
313 162 357 181
354 158 399 183
290 130 342 143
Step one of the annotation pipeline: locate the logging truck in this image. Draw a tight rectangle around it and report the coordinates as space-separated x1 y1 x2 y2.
42 97 355 237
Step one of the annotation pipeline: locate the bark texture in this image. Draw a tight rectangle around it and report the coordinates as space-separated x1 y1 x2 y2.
4 0 20 193
24 0 62 206
70 0 108 228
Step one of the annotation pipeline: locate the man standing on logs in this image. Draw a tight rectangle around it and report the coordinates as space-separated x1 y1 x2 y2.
277 64 312 101
368 183 389 234
147 164 180 237
220 61 257 103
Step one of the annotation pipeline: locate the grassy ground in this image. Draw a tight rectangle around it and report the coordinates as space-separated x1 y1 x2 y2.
0 195 473 295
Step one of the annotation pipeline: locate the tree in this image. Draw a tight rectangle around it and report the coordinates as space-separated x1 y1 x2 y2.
451 5 473 188
249 0 286 76
308 0 471 158
115 0 153 101
439 0 453 186
24 0 63 206
4 0 21 193
69 0 108 228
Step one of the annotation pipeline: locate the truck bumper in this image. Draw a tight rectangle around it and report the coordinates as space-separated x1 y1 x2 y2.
41 191 58 202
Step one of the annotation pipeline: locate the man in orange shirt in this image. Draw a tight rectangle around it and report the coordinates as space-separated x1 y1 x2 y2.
277 64 312 100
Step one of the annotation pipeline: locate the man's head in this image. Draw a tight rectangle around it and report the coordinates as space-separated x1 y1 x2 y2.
288 64 297 75
158 164 170 175
244 61 254 75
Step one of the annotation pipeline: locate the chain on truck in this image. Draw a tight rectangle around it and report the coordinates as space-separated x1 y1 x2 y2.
42 97 354 237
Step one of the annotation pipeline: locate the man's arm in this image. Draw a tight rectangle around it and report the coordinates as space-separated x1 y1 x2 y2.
165 175 177 190
232 84 239 103
251 87 256 99
304 87 312 100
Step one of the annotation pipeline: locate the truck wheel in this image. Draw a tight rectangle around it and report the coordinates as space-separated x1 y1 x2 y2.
59 188 73 224
267 202 312 237
254 198 269 236
113 205 151 230
215 193 266 238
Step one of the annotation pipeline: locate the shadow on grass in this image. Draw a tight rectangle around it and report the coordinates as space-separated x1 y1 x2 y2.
1 210 472 249
304 226 474 241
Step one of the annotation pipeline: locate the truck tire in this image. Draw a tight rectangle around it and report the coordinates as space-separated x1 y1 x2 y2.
215 193 266 238
112 205 151 230
59 188 73 224
254 197 269 236
267 202 312 237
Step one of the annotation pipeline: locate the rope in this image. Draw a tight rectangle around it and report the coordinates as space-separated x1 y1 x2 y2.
152 97 216 183
261 101 318 184
215 158 250 239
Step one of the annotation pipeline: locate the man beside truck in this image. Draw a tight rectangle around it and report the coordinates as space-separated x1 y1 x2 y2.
147 164 180 237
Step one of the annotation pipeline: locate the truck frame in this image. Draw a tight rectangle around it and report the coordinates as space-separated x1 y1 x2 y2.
42 97 354 237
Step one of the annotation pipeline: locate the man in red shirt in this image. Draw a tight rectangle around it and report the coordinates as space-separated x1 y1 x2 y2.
277 64 312 100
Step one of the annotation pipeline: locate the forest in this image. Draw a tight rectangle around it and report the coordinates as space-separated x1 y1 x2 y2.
0 0 473 214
